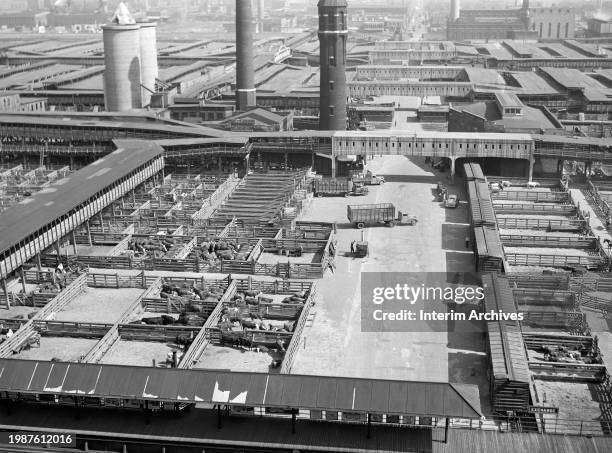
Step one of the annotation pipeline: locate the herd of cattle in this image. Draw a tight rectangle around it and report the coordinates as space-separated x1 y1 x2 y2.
123 238 253 262
126 237 178 259
191 239 252 262
130 281 227 327
540 344 602 365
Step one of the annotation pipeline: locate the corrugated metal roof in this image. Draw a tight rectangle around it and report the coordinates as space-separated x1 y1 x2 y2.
0 114 228 138
463 163 485 181
474 226 504 259
467 180 496 226
482 274 517 316
0 359 482 418
482 275 530 383
0 140 164 256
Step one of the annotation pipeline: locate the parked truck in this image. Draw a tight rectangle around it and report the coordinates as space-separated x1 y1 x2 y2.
444 193 459 208
313 179 368 197
352 170 385 185
347 203 417 229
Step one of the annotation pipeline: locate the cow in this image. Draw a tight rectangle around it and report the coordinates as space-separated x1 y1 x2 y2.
161 315 175 325
142 317 163 325
245 296 259 306
177 313 205 326
216 250 234 260
239 318 259 329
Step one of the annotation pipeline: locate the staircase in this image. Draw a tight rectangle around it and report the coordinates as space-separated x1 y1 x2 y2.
212 171 306 223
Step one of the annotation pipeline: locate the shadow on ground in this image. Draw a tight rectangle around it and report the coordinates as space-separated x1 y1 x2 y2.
442 224 472 252
445 251 475 273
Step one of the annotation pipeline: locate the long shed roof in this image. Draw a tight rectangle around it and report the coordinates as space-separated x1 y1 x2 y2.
0 140 164 256
0 359 482 418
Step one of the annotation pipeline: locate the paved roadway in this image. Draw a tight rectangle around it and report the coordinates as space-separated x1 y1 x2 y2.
292 156 489 410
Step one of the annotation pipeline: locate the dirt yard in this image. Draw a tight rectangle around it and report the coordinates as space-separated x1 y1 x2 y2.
100 339 176 367
54 288 145 323
15 337 98 361
0 305 39 320
534 380 605 436
193 343 281 373
504 246 593 257
57 245 116 256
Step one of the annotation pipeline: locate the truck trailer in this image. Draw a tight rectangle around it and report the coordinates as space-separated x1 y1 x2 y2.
347 203 417 229
313 179 368 197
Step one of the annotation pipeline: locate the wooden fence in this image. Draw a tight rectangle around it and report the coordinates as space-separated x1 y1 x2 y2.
528 361 606 381
500 234 598 249
82 277 163 363
0 273 87 357
107 234 132 257
504 252 606 269
178 280 238 368
87 272 154 289
34 320 112 339
493 203 576 215
491 191 569 202
579 293 612 314
118 324 202 342
586 180 612 220
497 217 586 231
280 284 316 374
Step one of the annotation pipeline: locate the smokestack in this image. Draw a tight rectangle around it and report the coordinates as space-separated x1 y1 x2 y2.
318 0 348 131
102 3 142 111
522 0 529 10
236 0 256 110
257 0 264 33
450 0 460 21
138 21 158 108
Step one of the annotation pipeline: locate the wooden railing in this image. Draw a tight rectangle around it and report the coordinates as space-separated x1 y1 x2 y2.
493 203 576 215
579 293 612 313
586 180 612 220
505 252 606 269
497 217 586 231
107 234 132 257
118 324 202 342
500 234 597 249
0 273 87 357
280 283 317 374
34 320 112 338
178 280 238 368
491 191 569 202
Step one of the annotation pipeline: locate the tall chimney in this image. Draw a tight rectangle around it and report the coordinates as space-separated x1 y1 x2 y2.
318 0 348 131
450 0 460 21
522 0 529 10
236 0 256 110
257 0 264 33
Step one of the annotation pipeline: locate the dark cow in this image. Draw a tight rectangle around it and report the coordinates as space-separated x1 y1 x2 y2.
142 317 163 325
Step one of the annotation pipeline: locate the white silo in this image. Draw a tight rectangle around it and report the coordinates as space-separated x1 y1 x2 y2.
138 21 158 108
102 23 142 111
102 2 142 112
